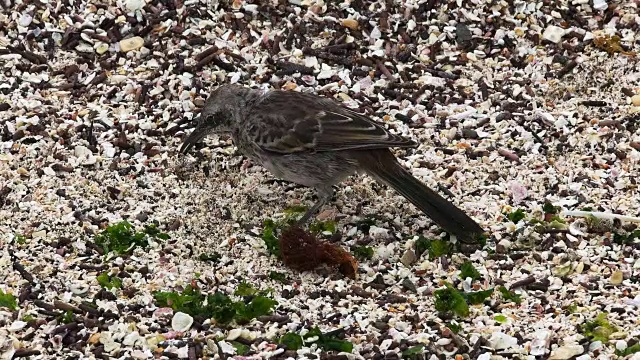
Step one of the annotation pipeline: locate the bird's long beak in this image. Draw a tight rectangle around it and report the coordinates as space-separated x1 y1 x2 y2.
179 130 206 154
179 118 208 154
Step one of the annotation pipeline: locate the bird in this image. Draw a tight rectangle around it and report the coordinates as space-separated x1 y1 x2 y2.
179 84 484 241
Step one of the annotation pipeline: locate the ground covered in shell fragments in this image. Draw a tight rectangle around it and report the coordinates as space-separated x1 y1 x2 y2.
1 0 640 359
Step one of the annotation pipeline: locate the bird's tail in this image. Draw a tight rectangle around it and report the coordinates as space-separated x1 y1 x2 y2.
353 150 484 241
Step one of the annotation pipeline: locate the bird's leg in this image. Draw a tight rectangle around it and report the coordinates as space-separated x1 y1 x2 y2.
296 187 334 226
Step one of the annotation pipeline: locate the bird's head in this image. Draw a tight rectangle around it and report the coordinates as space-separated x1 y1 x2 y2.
179 84 247 154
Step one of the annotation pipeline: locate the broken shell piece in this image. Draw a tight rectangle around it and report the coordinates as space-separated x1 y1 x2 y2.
171 312 194 332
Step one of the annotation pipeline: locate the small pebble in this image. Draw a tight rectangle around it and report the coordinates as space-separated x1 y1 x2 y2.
542 25 565 43
400 249 417 267
95 42 109 55
18 13 33 27
8 321 27 331
589 341 603 351
549 344 584 360
125 0 144 12
592 0 608 10
610 270 623 285
530 330 551 356
609 332 628 340
226 328 242 341
119 37 145 52
489 332 518 350
218 341 235 354
341 18 359 30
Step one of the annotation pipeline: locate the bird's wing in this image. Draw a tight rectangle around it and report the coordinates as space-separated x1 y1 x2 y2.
247 91 416 154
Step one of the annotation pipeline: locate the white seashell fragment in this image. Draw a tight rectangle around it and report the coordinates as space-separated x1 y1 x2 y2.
171 312 194 332
226 328 242 341
542 25 565 43
8 320 27 332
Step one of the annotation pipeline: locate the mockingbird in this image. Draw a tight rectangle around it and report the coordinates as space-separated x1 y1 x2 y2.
179 84 483 241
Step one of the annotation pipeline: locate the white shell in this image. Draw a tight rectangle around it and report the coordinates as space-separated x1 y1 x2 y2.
18 14 33 27
548 344 584 360
95 42 109 55
69 281 89 295
125 0 145 12
171 312 194 332
8 320 27 331
542 25 565 43
226 328 242 341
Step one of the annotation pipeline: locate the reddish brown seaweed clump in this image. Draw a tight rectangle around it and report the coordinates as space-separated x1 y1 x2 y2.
279 226 358 278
